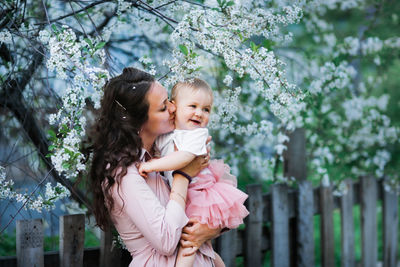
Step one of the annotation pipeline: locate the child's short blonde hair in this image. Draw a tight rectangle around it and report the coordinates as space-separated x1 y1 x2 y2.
171 78 213 102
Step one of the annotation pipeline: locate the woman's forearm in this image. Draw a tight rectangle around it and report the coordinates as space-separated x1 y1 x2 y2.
170 153 209 209
170 174 189 209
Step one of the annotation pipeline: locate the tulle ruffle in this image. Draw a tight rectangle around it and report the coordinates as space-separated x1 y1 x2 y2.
186 160 249 229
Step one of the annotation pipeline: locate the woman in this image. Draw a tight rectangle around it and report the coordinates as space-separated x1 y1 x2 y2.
88 67 221 266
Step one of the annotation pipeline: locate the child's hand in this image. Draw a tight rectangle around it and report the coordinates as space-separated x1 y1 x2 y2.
138 162 153 178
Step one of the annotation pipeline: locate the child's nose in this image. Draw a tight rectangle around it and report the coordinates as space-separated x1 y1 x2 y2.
194 108 202 116
168 101 176 113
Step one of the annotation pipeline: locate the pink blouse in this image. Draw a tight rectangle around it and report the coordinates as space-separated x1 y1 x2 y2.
108 152 214 266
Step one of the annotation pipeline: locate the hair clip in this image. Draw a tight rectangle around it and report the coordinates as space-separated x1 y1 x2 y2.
122 116 127 119
115 99 126 110
132 86 136 90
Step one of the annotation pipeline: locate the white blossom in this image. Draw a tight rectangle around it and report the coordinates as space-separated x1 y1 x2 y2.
0 30 12 44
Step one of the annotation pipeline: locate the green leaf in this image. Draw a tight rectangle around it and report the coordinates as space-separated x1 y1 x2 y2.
190 52 198 59
62 162 70 169
262 39 275 49
226 1 235 7
238 32 243 41
48 129 57 138
95 41 106 50
43 200 52 206
64 148 73 156
55 187 63 194
250 41 258 52
48 145 56 151
84 38 93 48
51 24 58 33
178 44 189 56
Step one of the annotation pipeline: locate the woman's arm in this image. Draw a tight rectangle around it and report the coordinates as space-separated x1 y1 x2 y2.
139 151 196 177
116 169 189 256
169 151 210 209
180 218 223 256
175 137 221 255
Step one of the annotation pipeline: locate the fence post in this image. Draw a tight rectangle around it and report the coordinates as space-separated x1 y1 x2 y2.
320 182 334 267
296 180 314 267
382 180 398 267
216 229 237 267
59 214 85 267
340 179 355 267
283 128 306 266
283 128 307 181
16 219 44 267
360 176 377 267
100 226 121 267
271 184 289 267
244 184 263 267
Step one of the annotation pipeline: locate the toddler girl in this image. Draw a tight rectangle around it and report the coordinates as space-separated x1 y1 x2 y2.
139 78 249 267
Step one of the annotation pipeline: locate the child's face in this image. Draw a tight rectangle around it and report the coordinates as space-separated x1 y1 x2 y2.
173 87 212 130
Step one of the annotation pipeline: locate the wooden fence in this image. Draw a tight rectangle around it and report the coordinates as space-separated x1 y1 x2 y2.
0 177 398 267
217 177 399 267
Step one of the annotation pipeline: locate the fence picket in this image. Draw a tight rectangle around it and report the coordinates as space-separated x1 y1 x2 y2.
383 182 398 267
340 179 355 267
271 184 289 267
320 183 334 267
244 184 263 267
100 227 122 267
296 180 314 267
59 214 85 267
360 176 377 267
16 219 44 267
216 228 237 267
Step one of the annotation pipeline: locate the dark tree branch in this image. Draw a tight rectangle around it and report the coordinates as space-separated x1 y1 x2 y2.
35 0 111 25
88 10 115 36
0 43 13 63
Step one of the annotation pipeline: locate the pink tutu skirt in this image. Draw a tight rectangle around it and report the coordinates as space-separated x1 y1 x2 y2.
185 160 249 229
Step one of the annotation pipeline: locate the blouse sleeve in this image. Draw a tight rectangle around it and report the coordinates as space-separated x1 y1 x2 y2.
173 128 208 155
155 132 174 157
117 168 189 256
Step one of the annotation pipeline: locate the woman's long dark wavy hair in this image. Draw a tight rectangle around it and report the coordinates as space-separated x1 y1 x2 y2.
88 67 155 230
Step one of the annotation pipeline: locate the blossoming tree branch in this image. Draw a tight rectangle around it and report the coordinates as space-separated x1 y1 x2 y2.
0 0 399 229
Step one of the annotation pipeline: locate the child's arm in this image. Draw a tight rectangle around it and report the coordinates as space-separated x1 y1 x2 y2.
139 151 196 177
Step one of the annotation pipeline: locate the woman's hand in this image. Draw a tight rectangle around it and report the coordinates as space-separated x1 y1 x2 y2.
180 218 221 256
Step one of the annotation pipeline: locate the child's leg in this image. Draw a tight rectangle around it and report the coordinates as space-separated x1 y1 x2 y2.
214 252 225 267
175 245 196 267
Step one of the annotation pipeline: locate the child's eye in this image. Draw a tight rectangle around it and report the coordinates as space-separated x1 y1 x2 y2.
204 108 210 113
189 105 196 108
160 105 167 111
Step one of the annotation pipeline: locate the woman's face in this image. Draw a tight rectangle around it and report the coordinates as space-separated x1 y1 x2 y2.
140 82 176 141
